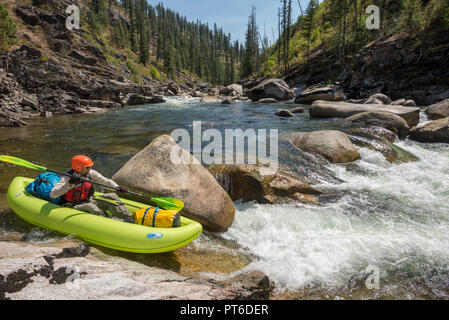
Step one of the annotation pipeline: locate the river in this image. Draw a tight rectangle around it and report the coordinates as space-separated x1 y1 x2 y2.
1 97 448 299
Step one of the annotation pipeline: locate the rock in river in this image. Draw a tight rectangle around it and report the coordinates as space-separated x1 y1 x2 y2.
310 100 420 127
285 130 361 163
409 117 449 143
112 135 235 232
275 109 294 118
425 99 449 120
246 78 294 102
344 111 410 139
208 164 323 205
294 84 345 104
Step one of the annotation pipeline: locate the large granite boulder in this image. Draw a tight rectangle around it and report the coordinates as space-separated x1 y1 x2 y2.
285 130 361 163
425 99 449 120
310 100 420 127
344 111 410 139
409 117 449 143
220 84 243 96
246 78 294 102
208 164 323 205
294 84 345 104
112 135 235 232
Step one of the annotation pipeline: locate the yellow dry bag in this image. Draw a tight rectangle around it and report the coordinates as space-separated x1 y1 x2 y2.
132 206 181 228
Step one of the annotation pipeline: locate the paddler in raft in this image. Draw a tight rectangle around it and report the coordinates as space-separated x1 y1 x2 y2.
49 155 134 222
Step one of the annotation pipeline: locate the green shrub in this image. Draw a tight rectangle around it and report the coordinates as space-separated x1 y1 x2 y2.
130 74 141 84
0 4 17 51
149 65 161 80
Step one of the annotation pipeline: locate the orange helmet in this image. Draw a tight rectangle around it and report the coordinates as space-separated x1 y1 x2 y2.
72 155 94 172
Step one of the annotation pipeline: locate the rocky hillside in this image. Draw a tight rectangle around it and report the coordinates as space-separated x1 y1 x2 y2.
266 0 449 106
285 32 449 106
0 0 220 127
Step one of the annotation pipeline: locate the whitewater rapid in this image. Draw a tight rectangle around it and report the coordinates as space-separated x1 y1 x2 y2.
219 140 449 297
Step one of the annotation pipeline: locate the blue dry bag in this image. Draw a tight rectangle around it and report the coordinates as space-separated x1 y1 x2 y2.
26 172 62 204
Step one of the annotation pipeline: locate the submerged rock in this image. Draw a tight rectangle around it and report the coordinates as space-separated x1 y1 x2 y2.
275 109 294 118
208 164 323 205
290 107 305 114
349 133 419 163
285 130 361 163
112 135 235 232
348 126 398 143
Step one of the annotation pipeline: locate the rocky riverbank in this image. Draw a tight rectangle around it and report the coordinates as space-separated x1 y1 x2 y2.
0 240 272 300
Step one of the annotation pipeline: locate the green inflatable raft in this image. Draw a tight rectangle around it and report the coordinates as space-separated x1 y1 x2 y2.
7 177 203 253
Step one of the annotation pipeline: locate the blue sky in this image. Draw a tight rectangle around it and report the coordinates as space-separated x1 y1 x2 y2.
157 0 312 45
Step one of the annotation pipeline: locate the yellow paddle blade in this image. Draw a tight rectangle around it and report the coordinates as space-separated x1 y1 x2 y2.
0 155 47 171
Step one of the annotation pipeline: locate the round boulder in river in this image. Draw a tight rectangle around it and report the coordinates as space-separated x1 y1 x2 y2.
112 135 235 232
344 111 410 139
285 130 361 163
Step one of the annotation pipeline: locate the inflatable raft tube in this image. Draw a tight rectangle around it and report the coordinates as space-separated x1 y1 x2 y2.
7 177 203 253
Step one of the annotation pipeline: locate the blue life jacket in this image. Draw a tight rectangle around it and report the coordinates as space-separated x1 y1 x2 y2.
26 172 62 204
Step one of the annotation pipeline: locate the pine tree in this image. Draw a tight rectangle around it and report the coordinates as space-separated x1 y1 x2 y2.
241 6 259 78
302 0 319 63
400 0 424 34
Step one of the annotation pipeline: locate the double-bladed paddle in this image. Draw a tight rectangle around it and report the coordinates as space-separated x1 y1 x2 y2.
0 155 184 211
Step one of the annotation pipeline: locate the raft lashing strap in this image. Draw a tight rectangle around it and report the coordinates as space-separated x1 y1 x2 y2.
141 207 151 226
152 207 160 227
140 207 161 227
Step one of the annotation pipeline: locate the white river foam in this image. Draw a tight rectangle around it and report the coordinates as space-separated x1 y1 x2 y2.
222 140 449 295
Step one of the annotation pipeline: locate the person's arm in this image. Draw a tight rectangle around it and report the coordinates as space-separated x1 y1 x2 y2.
50 176 72 199
89 169 120 189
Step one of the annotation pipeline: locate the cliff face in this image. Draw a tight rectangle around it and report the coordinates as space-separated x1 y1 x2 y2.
338 32 449 106
284 31 449 106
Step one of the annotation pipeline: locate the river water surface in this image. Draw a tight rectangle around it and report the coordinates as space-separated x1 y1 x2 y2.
1 97 448 299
